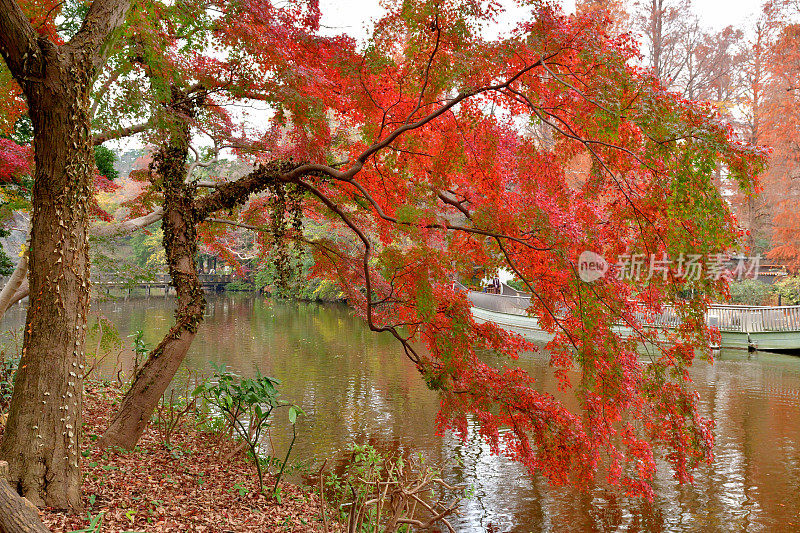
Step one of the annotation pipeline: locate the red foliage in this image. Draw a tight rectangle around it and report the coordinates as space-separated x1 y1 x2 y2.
0 138 31 181
4 0 767 500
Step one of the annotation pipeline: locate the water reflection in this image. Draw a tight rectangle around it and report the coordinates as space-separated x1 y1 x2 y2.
5 294 800 531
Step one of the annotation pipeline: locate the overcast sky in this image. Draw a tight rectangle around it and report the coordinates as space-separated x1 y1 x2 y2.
318 0 767 40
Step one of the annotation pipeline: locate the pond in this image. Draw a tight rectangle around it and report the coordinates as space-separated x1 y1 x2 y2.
5 293 800 532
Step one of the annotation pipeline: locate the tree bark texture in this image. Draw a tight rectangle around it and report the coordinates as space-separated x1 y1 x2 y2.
0 51 95 510
0 462 50 533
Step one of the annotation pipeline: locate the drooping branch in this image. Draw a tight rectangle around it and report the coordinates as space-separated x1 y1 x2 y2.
294 178 423 366
344 177 551 251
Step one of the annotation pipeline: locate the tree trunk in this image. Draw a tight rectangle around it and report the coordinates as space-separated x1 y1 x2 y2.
0 462 50 533
0 53 94 510
100 93 205 450
0 0 131 510
0 253 27 318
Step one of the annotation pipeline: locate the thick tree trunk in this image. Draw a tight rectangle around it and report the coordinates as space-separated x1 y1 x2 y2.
0 462 50 533
0 55 94 510
100 96 205 450
0 0 132 511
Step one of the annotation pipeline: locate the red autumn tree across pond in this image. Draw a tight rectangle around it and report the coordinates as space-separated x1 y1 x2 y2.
0 0 765 520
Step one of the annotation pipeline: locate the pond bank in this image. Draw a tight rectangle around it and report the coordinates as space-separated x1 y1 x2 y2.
31 382 328 532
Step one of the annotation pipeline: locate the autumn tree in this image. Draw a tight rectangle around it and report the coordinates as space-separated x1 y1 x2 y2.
765 20 800 268
0 0 765 520
577 0 629 34
91 0 766 501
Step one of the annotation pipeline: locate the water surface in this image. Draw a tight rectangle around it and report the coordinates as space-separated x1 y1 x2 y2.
5 294 800 532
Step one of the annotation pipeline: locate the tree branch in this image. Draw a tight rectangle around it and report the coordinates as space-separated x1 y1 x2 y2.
93 119 155 145
192 160 301 220
0 0 44 79
91 207 164 237
0 253 27 318
206 218 261 231
63 0 132 71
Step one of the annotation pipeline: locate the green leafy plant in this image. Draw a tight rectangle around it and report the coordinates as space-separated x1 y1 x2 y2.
194 363 303 494
94 145 119 181
128 329 149 380
68 511 144 533
153 370 203 447
728 279 775 306
68 512 105 533
773 276 800 305
231 481 249 497
224 279 254 292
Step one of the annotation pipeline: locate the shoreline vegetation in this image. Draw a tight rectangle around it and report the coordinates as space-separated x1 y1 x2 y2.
0 382 329 533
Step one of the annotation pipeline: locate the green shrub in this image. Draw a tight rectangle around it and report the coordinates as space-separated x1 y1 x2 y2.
773 276 800 305
728 279 774 306
194 364 302 495
225 279 254 292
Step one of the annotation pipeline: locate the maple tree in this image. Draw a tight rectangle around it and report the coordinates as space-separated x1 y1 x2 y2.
0 0 766 523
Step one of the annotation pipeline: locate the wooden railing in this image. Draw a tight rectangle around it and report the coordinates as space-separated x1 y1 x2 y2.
91 273 232 286
707 305 800 333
